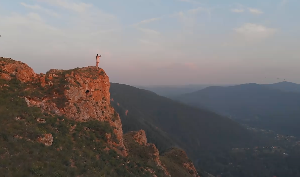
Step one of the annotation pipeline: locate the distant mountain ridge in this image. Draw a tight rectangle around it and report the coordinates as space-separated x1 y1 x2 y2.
136 85 211 98
139 81 300 98
176 82 300 137
264 81 300 93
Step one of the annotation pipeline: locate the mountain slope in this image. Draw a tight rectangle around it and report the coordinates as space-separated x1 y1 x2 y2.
109 83 300 177
109 83 256 177
110 83 252 153
0 57 199 177
176 83 300 137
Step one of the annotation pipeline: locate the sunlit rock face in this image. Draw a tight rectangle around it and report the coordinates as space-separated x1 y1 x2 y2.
0 58 127 156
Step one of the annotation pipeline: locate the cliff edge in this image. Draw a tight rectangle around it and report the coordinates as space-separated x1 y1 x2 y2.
0 57 200 177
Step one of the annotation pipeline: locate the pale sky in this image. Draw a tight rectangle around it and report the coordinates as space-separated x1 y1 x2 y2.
0 0 299 85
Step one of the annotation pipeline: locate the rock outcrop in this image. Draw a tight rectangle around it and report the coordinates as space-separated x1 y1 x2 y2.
173 149 200 177
133 130 148 145
126 130 171 177
0 58 127 156
0 57 36 82
183 162 200 177
38 134 54 146
161 148 200 177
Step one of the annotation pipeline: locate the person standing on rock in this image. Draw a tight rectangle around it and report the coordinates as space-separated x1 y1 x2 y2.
96 54 101 68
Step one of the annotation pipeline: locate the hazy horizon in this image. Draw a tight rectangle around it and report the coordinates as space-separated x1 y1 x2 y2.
134 80 299 88
0 0 299 85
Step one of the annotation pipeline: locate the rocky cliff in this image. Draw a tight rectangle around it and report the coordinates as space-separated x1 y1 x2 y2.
0 57 200 177
0 57 127 156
